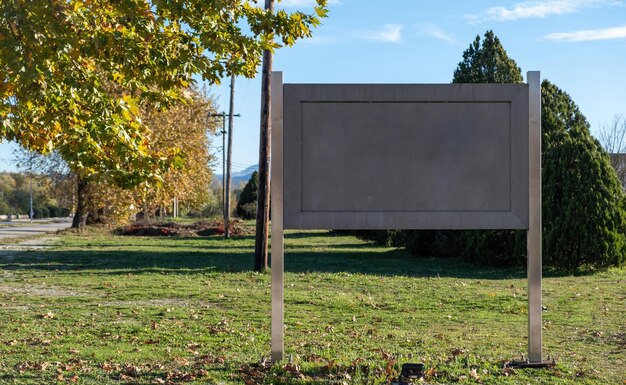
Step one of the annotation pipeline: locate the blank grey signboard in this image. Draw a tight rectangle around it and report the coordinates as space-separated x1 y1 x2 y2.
270 71 543 365
283 83 529 230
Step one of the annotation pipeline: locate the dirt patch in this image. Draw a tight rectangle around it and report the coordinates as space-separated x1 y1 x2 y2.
102 299 218 308
0 285 86 297
16 237 56 249
0 236 56 251
116 220 252 237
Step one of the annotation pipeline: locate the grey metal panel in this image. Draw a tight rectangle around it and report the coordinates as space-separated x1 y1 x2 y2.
283 84 529 230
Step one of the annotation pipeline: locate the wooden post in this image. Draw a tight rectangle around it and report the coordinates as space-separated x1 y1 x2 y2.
254 0 274 272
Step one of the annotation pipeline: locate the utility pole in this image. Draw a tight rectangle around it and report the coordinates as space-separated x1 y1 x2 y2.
29 158 34 222
209 112 227 219
210 109 240 230
254 0 274 271
225 74 236 239
29 171 33 222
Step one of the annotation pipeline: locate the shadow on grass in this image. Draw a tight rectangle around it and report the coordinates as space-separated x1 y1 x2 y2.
0 233 524 280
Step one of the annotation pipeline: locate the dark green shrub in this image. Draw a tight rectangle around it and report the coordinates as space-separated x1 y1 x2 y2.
48 205 60 217
236 171 258 219
0 200 9 215
352 230 404 247
405 230 465 259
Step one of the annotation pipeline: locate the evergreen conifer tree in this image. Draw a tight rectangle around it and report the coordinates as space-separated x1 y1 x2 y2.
453 30 523 84
452 30 526 266
541 81 626 268
447 30 626 269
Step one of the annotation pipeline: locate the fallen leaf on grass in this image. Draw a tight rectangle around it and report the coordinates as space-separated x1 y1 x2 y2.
384 359 397 378
186 342 201 354
372 348 393 360
470 368 482 382
195 355 225 365
174 357 191 366
163 369 201 382
15 361 50 373
283 363 305 379
100 362 120 372
304 354 324 363
502 367 515 376
121 365 141 377
117 373 134 381
322 359 335 371
450 347 465 357
239 363 267 384
40 311 55 319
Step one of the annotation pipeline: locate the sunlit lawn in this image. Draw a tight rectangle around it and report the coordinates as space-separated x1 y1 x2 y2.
0 226 624 384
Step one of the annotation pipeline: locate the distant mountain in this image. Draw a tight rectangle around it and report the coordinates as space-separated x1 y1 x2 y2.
215 164 258 188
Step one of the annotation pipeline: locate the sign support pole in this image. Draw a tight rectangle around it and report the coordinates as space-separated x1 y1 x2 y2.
527 71 544 365
270 71 284 363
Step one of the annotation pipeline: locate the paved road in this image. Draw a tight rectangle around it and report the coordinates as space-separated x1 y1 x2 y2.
0 220 72 239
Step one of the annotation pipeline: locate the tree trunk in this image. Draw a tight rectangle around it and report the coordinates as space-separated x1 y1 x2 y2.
225 74 236 239
254 0 273 272
71 177 88 229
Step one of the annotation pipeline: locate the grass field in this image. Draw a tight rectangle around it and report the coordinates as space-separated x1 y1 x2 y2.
0 227 624 384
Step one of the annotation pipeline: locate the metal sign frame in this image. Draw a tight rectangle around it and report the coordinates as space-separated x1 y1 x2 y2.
282 83 529 230
270 71 543 364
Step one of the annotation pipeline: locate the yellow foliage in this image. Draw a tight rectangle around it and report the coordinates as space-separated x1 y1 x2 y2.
83 86 219 223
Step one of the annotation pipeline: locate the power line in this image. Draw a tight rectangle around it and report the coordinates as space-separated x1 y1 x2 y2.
212 158 254 168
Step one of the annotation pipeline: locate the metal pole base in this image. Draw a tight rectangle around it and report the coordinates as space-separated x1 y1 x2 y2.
506 357 556 369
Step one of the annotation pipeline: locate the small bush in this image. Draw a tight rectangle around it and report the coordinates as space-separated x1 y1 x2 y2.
239 202 257 220
0 200 10 215
48 205 58 217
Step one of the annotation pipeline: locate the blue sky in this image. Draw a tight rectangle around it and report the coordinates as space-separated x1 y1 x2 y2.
1 0 626 174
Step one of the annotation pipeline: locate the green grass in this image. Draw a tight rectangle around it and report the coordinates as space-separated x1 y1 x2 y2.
0 227 624 384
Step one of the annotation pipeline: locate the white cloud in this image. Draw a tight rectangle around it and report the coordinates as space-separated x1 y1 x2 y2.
466 0 619 23
416 24 456 45
545 25 626 41
361 24 403 43
279 0 341 7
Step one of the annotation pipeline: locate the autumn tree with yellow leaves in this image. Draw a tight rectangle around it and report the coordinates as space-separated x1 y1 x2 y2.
0 0 328 227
